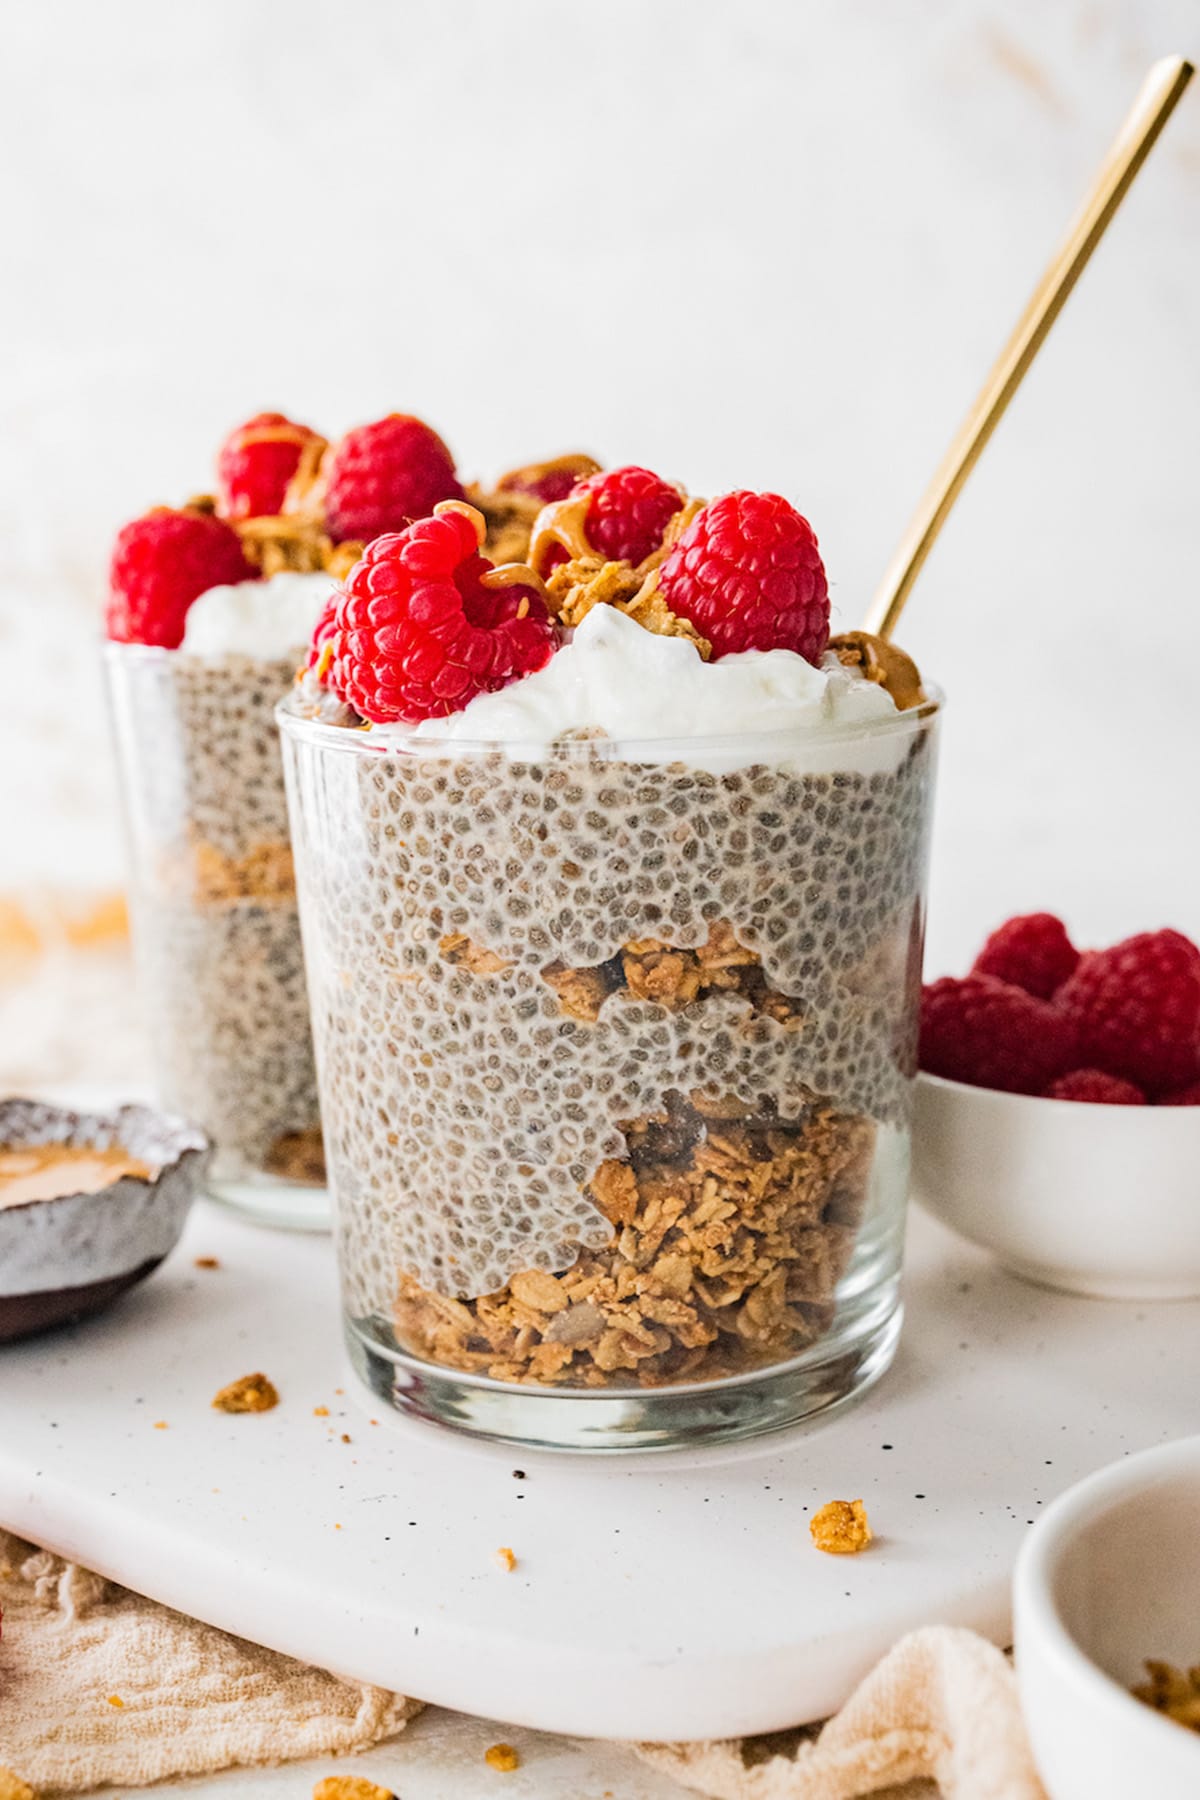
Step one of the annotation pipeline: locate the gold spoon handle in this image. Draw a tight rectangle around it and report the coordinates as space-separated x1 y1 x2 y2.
865 54 1193 642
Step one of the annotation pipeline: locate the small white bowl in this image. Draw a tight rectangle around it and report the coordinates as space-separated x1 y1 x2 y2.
912 1072 1200 1299
1014 1436 1200 1800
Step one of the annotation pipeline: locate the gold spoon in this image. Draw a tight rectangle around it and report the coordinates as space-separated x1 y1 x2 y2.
865 54 1193 643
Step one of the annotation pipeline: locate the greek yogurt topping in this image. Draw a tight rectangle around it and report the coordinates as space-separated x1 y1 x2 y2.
410 603 906 773
182 571 337 660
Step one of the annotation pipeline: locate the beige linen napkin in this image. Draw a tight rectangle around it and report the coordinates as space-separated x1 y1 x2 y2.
0 1532 1045 1799
0 1532 419 1794
636 1627 1047 1799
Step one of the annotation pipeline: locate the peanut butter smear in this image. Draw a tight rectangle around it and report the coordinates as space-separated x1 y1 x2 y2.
495 452 601 496
827 631 926 711
0 1144 155 1209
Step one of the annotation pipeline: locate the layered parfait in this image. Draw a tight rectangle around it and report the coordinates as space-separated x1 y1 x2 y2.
104 410 559 1219
280 459 939 1440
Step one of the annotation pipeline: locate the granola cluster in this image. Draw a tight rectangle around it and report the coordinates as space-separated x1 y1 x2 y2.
809 1497 873 1555
185 838 297 906
395 925 877 1389
211 1372 280 1413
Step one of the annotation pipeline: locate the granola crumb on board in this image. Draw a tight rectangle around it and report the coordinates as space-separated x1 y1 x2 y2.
809 1498 873 1555
211 1372 280 1414
484 1743 521 1772
312 1777 397 1800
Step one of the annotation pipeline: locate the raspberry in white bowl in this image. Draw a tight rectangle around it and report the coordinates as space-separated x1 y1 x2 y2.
914 913 1200 1296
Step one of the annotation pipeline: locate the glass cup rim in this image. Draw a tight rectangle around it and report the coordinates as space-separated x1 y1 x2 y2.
275 684 942 763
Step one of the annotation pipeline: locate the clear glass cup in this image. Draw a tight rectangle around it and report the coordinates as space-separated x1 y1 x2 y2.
278 696 940 1447
105 642 327 1229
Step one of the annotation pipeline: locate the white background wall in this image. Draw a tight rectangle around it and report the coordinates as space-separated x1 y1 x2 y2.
2 0 1197 977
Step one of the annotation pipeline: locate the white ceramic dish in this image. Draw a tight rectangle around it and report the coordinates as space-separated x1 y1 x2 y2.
911 1072 1200 1299
1014 1436 1200 1800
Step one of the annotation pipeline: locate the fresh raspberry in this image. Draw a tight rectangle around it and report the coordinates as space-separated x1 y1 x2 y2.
323 414 464 543
1158 1080 1200 1106
106 506 256 648
971 913 1079 999
656 490 829 663
1043 1069 1146 1104
919 975 1079 1096
497 454 601 505
217 411 323 519
323 504 558 724
574 465 682 565
1056 930 1200 1095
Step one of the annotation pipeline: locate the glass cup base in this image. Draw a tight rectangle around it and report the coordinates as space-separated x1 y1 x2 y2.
344 1282 902 1454
205 1173 331 1233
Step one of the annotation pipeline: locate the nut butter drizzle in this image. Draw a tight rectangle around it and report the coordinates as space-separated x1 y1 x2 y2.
528 491 595 573
433 502 551 606
495 452 601 496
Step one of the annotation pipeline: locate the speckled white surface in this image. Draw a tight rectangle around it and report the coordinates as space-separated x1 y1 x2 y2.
1 1193 1196 1746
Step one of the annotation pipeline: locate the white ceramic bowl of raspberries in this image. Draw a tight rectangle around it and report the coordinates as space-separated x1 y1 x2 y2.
912 914 1200 1299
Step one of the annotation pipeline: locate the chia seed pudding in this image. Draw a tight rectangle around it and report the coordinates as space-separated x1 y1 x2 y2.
106 640 324 1197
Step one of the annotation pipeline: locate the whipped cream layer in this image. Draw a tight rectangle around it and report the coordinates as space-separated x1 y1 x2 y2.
183 571 337 660
411 605 910 774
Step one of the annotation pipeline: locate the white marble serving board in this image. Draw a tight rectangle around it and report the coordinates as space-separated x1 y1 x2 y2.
1 1195 1196 1743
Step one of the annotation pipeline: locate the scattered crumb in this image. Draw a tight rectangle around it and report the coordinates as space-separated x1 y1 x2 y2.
152 1421 168 1431
1132 1658 1200 1731
369 1418 379 1426
334 1523 342 1531
106 1695 124 1709
212 1373 279 1414
493 1546 517 1572
312 1778 396 1800
484 1743 520 1772
314 1405 330 1417
334 1387 344 1395
341 1433 352 1443
809 1498 873 1555
193 1256 220 1270
0 1768 36 1800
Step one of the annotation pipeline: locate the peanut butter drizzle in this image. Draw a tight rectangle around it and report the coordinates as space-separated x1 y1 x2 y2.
434 498 488 547
496 453 601 495
281 435 330 516
478 561 549 602
529 491 596 573
0 1144 155 1209
827 631 926 711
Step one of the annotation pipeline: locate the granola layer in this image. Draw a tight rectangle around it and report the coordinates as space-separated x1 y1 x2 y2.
395 1091 875 1387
